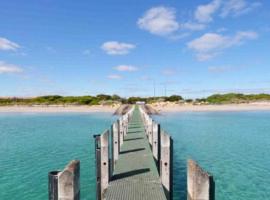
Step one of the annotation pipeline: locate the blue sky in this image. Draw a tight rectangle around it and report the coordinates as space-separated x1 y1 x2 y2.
0 0 270 98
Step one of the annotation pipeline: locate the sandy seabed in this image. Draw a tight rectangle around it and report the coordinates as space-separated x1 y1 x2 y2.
0 105 116 113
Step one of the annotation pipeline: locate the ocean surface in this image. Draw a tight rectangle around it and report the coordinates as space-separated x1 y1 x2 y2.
1 111 270 199
154 111 270 200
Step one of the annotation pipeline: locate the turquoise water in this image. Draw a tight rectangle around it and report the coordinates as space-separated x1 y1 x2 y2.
155 111 270 200
1 111 270 199
0 112 115 200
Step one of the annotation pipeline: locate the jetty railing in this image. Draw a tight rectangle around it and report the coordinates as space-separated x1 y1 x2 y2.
48 105 215 200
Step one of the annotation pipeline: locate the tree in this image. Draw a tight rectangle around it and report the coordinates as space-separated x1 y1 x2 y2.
165 95 183 102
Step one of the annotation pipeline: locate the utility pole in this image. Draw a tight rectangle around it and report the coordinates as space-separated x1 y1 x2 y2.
153 80 156 98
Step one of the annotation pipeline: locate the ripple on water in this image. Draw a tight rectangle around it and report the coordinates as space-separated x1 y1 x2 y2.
0 113 115 200
154 111 270 200
1 112 270 200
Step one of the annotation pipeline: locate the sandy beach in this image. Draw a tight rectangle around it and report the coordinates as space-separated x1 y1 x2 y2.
1 103 270 113
0 105 117 113
150 102 270 113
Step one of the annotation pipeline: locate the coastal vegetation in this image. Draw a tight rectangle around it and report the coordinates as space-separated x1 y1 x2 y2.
206 93 270 104
0 93 270 106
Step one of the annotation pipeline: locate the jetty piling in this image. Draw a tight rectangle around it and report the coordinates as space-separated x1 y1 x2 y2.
187 159 215 200
152 122 160 162
160 130 173 199
94 130 110 199
48 104 215 200
48 160 80 200
111 122 119 169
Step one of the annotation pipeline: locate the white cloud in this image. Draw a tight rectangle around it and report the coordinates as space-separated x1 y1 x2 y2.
195 0 222 23
221 0 261 17
137 6 179 36
114 65 138 72
194 0 261 23
0 37 20 51
107 74 122 79
101 41 135 55
187 31 258 61
0 61 23 74
182 22 206 31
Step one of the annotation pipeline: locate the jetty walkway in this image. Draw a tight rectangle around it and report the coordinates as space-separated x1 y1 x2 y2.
105 106 166 199
48 105 215 200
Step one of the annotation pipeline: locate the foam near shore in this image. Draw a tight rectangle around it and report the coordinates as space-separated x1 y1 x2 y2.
0 105 117 113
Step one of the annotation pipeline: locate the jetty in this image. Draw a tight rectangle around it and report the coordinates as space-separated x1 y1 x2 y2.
48 105 215 200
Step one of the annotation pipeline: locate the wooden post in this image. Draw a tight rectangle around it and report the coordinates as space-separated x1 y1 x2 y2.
160 131 173 200
187 160 215 200
152 122 160 161
48 160 80 200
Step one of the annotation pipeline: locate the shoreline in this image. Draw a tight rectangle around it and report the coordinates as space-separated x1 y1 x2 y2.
0 105 117 113
151 103 270 113
1 103 270 113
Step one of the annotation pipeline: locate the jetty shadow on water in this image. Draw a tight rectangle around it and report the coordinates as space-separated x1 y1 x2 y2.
112 168 150 180
120 148 145 154
173 149 187 199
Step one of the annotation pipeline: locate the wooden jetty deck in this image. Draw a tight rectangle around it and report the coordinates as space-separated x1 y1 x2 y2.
48 104 215 200
105 106 167 199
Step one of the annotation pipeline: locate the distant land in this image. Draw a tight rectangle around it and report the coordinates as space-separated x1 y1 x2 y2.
1 93 270 106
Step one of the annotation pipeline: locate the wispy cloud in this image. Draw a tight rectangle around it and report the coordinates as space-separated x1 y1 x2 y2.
221 0 261 17
195 0 222 23
182 22 206 31
0 61 23 74
162 68 177 76
140 75 152 81
194 0 261 23
137 6 179 36
208 66 232 73
114 65 138 72
101 41 135 55
82 49 91 55
107 74 122 79
0 37 20 51
46 46 56 53
187 31 258 61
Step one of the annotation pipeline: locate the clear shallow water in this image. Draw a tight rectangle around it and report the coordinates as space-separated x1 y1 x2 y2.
155 111 270 200
1 112 270 200
0 112 115 200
